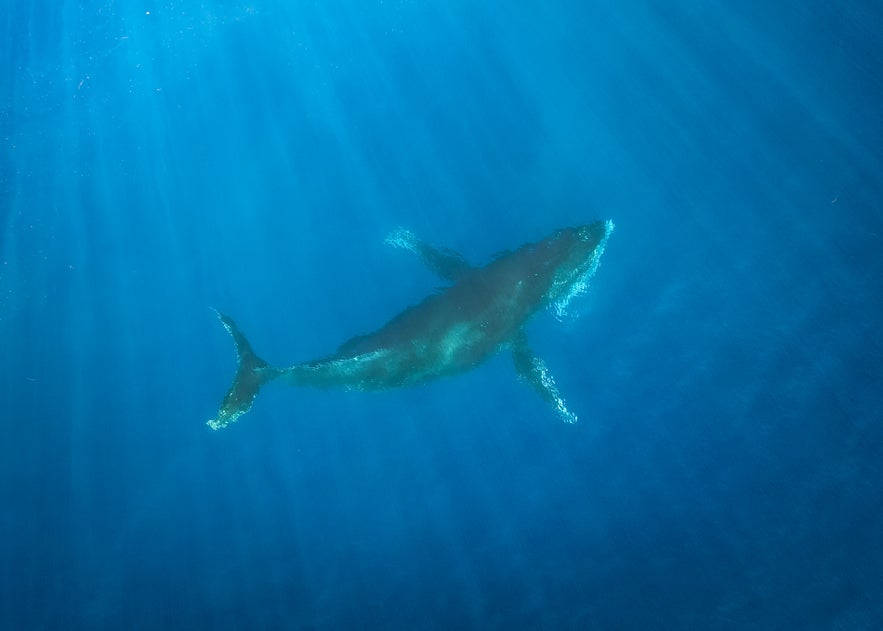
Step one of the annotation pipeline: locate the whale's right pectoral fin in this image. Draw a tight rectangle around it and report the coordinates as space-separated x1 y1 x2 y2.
208 309 281 430
385 228 473 282
511 331 578 424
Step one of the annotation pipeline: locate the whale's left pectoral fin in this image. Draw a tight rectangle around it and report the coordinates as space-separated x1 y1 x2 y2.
511 332 578 424
385 228 473 282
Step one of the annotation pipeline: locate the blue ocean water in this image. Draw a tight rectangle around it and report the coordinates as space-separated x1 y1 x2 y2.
2 1 882 628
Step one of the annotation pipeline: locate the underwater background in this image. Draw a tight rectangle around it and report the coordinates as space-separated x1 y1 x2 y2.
2 1 882 628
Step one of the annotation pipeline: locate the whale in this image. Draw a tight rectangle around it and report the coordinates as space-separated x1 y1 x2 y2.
208 220 614 430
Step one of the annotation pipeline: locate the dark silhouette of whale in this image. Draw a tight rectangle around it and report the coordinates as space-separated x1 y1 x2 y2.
208 220 614 430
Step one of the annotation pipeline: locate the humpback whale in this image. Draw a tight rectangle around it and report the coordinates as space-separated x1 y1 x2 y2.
208 220 614 430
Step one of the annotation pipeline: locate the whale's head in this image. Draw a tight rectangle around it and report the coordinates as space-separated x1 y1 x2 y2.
542 219 615 314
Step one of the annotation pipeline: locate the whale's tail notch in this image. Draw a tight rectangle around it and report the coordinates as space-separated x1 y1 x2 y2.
208 309 281 430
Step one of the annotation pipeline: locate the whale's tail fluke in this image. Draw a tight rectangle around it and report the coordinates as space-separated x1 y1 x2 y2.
208 310 282 430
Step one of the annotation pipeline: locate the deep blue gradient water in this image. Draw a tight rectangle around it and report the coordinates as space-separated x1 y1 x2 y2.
2 1 882 628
